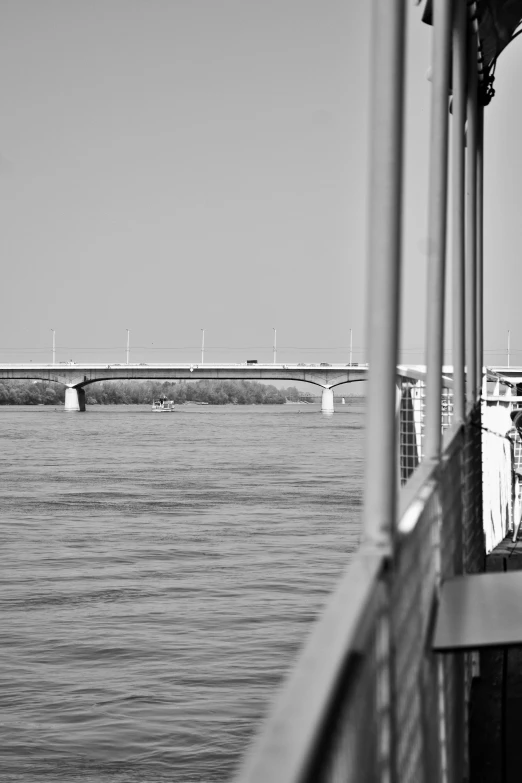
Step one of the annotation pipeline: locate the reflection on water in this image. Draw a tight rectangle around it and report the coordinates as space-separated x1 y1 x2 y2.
1 403 364 782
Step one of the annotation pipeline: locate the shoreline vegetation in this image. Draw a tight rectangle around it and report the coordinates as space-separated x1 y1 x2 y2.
0 380 361 406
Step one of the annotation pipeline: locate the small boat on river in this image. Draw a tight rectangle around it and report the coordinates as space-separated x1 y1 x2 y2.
151 396 175 412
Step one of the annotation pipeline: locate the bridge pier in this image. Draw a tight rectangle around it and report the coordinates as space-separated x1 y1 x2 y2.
321 387 334 414
64 387 86 412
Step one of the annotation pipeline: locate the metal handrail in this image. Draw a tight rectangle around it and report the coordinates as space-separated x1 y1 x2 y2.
235 416 476 783
234 551 385 783
397 366 454 387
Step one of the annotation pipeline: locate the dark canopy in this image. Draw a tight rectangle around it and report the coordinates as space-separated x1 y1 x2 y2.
422 0 522 103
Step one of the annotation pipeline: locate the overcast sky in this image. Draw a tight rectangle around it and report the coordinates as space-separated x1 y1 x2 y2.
0 1 520 366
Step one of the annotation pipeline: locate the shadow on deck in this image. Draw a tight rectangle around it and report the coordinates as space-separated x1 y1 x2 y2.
470 536 522 782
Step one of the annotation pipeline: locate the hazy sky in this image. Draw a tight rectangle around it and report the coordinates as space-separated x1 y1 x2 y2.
0 1 520 366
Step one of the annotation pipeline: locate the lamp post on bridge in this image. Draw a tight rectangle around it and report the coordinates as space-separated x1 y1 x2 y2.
273 328 277 364
126 329 130 365
201 329 205 364
51 329 55 365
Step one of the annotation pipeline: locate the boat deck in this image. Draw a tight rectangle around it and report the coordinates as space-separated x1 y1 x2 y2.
470 535 522 782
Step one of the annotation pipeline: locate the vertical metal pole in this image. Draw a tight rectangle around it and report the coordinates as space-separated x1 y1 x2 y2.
465 32 478 406
362 0 406 551
52 329 55 365
501 557 508 783
451 0 467 425
476 102 484 391
273 328 276 364
126 329 130 365
350 328 353 366
508 331 510 367
201 329 205 364
424 0 453 461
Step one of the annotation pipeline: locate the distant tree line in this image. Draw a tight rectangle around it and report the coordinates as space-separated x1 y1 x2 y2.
0 381 65 405
0 379 315 406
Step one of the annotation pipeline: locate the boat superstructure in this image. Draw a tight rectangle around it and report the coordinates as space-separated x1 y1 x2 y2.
151 396 175 412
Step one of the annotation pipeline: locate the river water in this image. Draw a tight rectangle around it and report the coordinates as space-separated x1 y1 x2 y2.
1 403 364 783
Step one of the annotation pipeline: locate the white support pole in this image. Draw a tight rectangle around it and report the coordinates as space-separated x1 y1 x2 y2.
51 329 55 366
508 331 511 368
64 386 86 412
465 32 478 407
201 329 205 364
424 0 452 461
451 0 467 425
126 329 130 365
64 387 80 411
349 328 353 366
362 0 407 552
273 328 277 364
321 387 334 414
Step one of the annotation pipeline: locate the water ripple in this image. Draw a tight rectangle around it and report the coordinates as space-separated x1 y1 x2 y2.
0 403 364 782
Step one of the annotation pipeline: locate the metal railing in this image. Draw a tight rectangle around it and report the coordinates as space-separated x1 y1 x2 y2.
235 403 483 783
397 369 454 484
231 0 505 778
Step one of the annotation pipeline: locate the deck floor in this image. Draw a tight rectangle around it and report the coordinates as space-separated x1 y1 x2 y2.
469 535 522 782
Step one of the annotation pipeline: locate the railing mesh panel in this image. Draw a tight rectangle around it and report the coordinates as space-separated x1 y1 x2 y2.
309 428 476 783
398 378 425 483
463 403 485 574
439 431 466 779
392 419 474 783
392 483 440 783
440 430 464 581
398 377 454 484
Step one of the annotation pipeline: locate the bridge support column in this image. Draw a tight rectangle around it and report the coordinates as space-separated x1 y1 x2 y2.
64 387 86 412
321 387 334 414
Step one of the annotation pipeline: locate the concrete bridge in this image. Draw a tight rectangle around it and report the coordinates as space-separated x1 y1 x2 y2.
0 362 369 412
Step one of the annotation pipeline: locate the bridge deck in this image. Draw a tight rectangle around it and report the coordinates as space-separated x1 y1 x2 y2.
0 363 369 390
